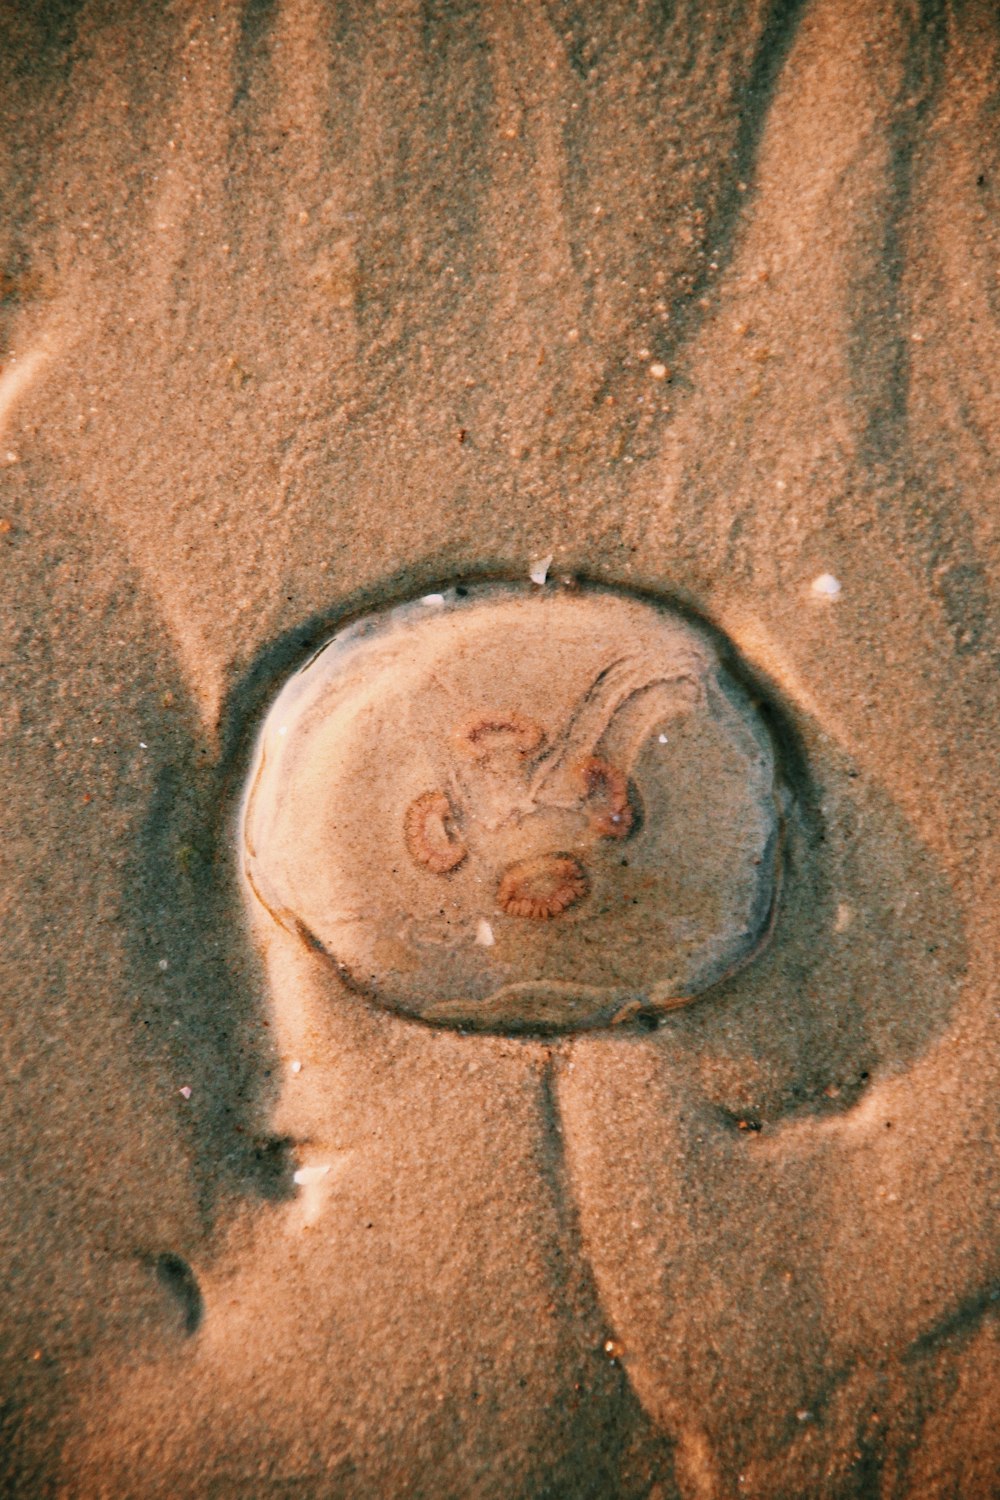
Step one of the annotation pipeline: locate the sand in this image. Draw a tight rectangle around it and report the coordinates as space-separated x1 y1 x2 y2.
0 1 996 1495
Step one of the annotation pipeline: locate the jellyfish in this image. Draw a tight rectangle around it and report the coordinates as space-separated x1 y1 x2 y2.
241 583 783 1033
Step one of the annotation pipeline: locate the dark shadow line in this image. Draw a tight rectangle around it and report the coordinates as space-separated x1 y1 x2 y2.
857 0 950 472
535 1050 680 1496
152 1251 204 1336
231 0 279 110
904 1280 1000 1364
662 0 809 360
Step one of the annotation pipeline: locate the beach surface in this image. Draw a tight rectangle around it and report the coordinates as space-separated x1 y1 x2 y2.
1 2 997 1495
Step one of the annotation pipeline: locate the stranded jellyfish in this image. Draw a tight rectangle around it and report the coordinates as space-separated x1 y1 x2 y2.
240 585 783 1031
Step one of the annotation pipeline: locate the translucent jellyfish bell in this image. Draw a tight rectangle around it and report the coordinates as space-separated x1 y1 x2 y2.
241 585 783 1032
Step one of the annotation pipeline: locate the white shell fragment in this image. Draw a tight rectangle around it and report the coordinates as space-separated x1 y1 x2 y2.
810 572 842 599
292 1164 332 1187
529 554 553 586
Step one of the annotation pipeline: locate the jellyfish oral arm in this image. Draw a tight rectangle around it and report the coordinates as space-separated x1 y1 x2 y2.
528 657 705 811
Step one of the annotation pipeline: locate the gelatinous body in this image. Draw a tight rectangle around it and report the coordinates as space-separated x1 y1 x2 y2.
241 584 783 1032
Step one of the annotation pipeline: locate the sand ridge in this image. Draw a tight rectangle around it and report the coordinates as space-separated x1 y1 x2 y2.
0 1 997 1495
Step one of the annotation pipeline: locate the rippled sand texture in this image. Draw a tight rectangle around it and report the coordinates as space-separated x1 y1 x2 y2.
1 2 997 1496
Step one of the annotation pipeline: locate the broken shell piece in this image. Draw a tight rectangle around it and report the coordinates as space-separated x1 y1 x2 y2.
241 584 783 1033
810 572 842 599
293 1163 332 1187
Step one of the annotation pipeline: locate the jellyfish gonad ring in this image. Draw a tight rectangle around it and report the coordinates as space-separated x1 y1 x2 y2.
240 584 782 1033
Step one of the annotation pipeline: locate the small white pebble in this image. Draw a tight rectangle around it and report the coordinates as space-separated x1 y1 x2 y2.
649 362 668 380
796 1410 812 1423
658 733 669 744
139 741 148 749
810 572 842 600
475 918 495 948
293 1163 331 1187
421 593 446 607
290 1059 303 1074
529 553 553 586
178 1086 192 1100
157 958 169 972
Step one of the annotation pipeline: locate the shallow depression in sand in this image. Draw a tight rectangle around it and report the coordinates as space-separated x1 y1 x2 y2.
241 585 783 1031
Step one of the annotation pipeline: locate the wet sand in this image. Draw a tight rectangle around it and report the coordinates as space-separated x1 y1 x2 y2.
1 2 997 1495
